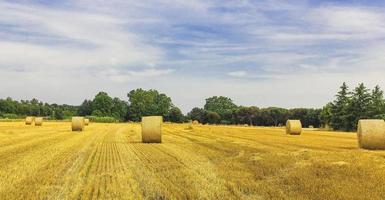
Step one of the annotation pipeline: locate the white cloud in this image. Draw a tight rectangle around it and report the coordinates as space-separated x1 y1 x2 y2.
0 1 164 70
265 5 385 43
104 68 174 82
228 71 247 78
312 6 385 34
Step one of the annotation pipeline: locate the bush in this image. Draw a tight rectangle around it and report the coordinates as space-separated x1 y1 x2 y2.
0 113 21 119
87 116 118 123
374 114 385 120
220 120 231 125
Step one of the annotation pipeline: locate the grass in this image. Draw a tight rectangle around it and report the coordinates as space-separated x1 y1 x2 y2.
0 122 384 199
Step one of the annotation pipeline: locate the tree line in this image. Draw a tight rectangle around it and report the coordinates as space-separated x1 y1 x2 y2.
0 98 77 120
319 83 385 131
1 83 384 131
187 97 322 127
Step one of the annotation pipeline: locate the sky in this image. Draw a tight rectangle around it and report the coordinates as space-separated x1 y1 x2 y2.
0 0 384 113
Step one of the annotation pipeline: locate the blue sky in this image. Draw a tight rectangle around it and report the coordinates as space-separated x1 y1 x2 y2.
0 0 384 113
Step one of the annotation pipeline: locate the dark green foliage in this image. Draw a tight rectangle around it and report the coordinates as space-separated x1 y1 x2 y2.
0 97 77 120
320 103 333 127
369 85 385 118
1 113 19 119
127 88 173 122
232 106 259 125
330 82 350 131
111 97 129 120
88 92 128 121
260 107 288 127
288 108 321 128
345 83 371 131
205 111 221 124
92 92 114 116
53 107 64 120
187 107 206 123
325 83 385 131
188 98 323 127
87 116 118 123
165 107 184 123
78 100 92 116
204 96 237 122
1 84 383 127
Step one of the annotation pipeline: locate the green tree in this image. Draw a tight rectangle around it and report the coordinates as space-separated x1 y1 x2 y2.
320 103 333 127
288 108 321 128
127 89 173 122
259 107 288 126
92 92 114 116
166 107 184 123
330 82 350 131
61 104 78 118
204 96 237 122
305 109 322 128
78 100 93 116
187 107 206 123
234 106 259 125
91 110 103 117
369 85 385 118
0 97 17 114
205 111 220 124
111 98 128 121
346 83 371 130
53 108 64 120
0 97 78 119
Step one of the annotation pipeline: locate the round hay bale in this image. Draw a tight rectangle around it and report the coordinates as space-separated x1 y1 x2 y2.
192 120 199 125
186 123 194 130
72 117 85 131
286 120 302 135
141 116 162 143
357 119 385 150
25 117 34 125
34 117 43 126
84 118 90 126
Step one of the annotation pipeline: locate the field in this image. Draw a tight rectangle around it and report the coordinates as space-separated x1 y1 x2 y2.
0 122 385 200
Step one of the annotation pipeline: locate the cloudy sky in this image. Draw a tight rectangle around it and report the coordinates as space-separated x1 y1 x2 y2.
1 0 384 113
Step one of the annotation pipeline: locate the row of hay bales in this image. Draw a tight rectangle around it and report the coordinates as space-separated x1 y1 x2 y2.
286 119 385 150
25 116 385 148
26 115 163 143
25 116 90 130
43 116 162 142
25 117 44 126
71 117 89 131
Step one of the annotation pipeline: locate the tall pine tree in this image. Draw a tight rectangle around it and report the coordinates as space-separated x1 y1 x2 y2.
346 83 371 131
330 82 350 131
369 85 385 118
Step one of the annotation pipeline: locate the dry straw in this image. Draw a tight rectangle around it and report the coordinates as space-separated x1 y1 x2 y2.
286 120 302 135
192 120 199 125
141 116 162 143
72 117 85 131
25 117 34 125
357 119 385 150
84 119 90 126
186 122 194 130
34 117 43 126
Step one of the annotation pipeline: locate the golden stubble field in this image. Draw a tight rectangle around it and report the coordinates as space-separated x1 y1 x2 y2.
0 122 385 200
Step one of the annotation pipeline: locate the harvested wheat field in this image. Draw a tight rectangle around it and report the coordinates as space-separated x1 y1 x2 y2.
0 122 385 199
